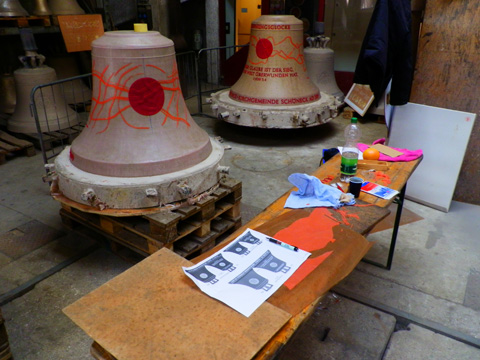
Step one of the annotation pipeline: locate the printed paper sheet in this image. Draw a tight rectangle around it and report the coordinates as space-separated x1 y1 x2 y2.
183 228 311 317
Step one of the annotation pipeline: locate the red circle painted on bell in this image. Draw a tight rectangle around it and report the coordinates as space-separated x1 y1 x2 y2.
256 38 273 59
69 149 74 161
128 77 165 116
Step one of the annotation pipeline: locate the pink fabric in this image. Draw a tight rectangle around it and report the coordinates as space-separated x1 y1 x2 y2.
357 138 423 162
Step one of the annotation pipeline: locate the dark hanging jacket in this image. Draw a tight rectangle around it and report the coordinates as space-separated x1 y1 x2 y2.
353 0 413 106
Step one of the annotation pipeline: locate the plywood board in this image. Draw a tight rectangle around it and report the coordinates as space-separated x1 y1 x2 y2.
388 102 475 212
63 248 290 360
410 0 480 205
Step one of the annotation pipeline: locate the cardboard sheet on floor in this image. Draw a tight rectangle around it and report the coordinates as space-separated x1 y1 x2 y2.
63 248 291 360
388 102 476 212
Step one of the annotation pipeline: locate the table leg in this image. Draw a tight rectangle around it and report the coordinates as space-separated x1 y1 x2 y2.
362 184 407 270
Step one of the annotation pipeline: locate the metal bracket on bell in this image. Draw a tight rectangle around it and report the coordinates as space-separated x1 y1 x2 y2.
219 111 229 120
18 54 45 68
177 182 192 197
145 188 158 198
217 166 230 174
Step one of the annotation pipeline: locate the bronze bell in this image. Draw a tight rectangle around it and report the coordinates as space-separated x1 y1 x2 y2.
0 0 29 16
0 73 16 114
8 51 79 134
48 0 84 15
210 15 341 128
304 36 344 101
32 0 52 16
7 66 79 134
228 15 320 107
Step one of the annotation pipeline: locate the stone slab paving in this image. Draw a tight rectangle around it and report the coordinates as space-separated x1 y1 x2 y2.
277 293 396 360
384 324 480 360
1 247 131 360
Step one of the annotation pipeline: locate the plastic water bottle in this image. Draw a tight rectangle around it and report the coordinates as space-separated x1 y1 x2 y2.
340 117 361 182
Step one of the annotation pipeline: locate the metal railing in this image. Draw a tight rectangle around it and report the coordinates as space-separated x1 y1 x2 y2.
31 73 92 167
194 44 248 116
176 50 197 100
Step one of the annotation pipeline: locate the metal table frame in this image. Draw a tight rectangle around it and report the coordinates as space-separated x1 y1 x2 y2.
362 184 407 270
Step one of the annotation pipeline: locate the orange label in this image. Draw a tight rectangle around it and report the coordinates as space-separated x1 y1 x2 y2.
58 15 104 52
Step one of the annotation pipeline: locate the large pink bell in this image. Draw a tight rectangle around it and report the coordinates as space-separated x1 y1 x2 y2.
54 27 224 210
69 30 212 178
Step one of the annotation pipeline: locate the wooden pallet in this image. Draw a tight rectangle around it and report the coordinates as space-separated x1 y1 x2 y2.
0 130 35 165
59 177 242 260
0 15 51 28
14 124 84 151
0 310 13 360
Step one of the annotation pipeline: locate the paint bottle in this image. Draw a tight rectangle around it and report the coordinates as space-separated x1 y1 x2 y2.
340 117 361 182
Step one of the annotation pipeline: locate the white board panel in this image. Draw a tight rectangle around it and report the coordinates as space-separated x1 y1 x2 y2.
388 103 476 212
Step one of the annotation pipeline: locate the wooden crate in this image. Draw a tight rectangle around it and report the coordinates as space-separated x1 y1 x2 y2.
0 131 35 165
60 177 242 260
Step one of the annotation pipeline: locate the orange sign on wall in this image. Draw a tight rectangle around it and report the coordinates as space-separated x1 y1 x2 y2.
58 14 104 52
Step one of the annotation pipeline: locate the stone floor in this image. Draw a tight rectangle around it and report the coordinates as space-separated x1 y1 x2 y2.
1 103 480 359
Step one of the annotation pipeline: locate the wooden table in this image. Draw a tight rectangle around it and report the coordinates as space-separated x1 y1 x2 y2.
319 154 423 270
64 154 421 360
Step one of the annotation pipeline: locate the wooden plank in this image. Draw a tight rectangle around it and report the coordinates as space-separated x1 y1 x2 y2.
196 195 217 219
357 160 389 171
59 191 242 259
175 204 199 218
0 150 6 165
0 15 50 28
410 0 480 204
147 211 183 243
91 341 116 360
64 248 291 360
0 309 13 360
0 131 35 162
0 131 32 148
192 220 211 237
0 140 19 152
224 201 241 220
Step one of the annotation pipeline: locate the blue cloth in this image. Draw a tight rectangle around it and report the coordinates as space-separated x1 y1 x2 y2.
284 173 355 209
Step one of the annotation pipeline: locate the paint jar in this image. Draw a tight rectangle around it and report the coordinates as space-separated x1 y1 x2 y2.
348 176 363 198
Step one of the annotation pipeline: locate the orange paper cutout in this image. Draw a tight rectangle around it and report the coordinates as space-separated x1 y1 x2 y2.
274 207 338 252
283 251 333 290
273 207 341 289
